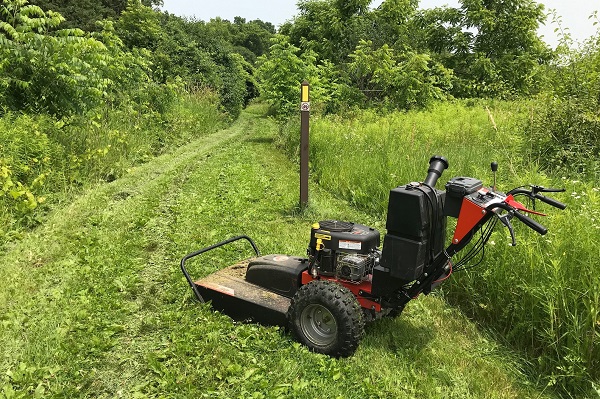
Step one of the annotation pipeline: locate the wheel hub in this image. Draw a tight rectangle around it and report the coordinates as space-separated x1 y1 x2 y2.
300 303 337 347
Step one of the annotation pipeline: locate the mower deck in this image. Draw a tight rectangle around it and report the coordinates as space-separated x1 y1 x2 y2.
194 259 291 326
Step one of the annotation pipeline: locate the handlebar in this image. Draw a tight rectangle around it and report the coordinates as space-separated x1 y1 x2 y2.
487 202 548 236
512 211 548 235
533 193 567 210
531 185 566 194
508 187 567 210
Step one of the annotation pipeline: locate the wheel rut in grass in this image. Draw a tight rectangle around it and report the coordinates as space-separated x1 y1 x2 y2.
0 113 253 396
78 112 261 394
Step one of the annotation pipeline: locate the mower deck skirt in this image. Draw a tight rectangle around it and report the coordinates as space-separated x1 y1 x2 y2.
194 261 291 326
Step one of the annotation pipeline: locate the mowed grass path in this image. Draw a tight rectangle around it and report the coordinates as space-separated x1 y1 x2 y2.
0 108 551 398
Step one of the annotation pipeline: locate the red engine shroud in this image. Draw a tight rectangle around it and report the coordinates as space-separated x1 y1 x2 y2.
452 188 545 244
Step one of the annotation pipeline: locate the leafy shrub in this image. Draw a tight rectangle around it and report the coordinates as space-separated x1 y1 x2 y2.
0 1 180 119
256 35 315 117
0 113 61 232
256 35 352 118
114 0 162 50
524 25 600 179
0 1 113 117
26 0 162 31
214 52 251 119
525 96 600 178
348 40 452 110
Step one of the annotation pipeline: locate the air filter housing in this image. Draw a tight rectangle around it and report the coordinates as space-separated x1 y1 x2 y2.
377 184 446 283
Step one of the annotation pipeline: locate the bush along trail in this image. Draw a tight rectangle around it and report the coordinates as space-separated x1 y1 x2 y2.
0 107 552 398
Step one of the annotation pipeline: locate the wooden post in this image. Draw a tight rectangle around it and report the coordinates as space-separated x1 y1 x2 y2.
300 81 310 209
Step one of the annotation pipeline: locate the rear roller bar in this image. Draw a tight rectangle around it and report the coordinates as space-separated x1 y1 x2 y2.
180 235 261 302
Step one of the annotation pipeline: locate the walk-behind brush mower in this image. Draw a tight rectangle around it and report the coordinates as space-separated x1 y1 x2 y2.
181 156 566 357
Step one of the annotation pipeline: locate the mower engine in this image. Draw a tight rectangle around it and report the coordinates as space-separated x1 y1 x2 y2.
306 156 451 297
307 221 380 283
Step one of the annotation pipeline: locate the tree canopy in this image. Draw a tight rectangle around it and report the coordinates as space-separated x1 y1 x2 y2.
259 0 553 115
27 0 162 31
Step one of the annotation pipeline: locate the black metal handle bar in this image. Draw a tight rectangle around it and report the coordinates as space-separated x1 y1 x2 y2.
531 185 566 194
512 210 548 235
180 235 261 302
508 188 567 210
487 202 548 235
534 193 567 210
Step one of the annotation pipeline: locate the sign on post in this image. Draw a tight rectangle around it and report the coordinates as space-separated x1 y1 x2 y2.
300 81 310 209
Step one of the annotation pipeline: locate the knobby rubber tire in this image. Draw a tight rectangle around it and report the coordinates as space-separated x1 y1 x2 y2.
287 280 364 357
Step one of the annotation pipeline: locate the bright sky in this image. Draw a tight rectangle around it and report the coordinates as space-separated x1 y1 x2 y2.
160 0 599 48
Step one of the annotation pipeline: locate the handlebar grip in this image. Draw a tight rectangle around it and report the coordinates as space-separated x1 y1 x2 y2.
513 212 548 235
534 194 567 210
539 187 565 193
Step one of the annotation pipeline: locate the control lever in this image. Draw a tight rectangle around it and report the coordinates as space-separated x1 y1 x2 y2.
491 161 498 192
531 185 566 194
498 212 517 246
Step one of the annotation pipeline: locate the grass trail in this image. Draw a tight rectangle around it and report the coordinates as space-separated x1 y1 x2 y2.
0 107 551 398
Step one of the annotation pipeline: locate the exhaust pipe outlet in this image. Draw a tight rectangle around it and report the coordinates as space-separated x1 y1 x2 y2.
423 155 449 188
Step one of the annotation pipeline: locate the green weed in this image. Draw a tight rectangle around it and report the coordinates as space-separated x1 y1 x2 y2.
0 91 225 245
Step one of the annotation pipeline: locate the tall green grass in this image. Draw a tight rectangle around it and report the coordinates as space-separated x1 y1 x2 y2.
0 91 225 243
452 180 600 395
279 100 600 396
279 100 532 211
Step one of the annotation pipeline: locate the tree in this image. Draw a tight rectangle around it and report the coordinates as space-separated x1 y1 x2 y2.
335 0 371 19
348 40 451 109
231 17 275 63
368 0 418 50
28 0 162 31
144 12 256 117
0 0 111 116
525 20 600 177
281 0 373 64
417 0 551 97
115 0 162 50
256 35 324 116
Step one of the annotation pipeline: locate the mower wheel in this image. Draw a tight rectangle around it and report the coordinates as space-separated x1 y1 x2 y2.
287 280 364 357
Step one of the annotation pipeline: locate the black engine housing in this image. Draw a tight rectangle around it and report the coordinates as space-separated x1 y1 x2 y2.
308 221 380 281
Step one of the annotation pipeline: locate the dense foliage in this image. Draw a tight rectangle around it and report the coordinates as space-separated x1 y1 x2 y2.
524 20 600 178
256 0 551 117
28 0 162 31
112 1 272 118
255 0 599 180
0 3 110 116
0 0 274 238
